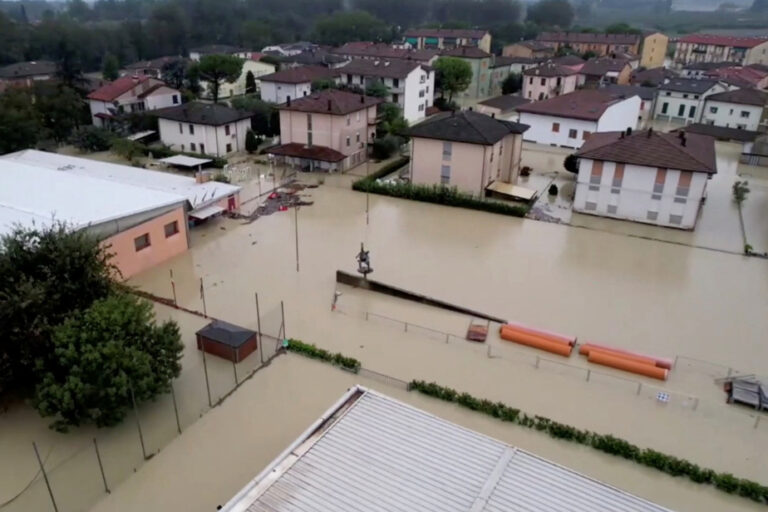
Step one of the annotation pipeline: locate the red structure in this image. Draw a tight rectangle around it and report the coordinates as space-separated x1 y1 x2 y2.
196 320 258 363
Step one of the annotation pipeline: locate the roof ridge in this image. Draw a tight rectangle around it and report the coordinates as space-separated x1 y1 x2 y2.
464 112 497 144
656 131 714 171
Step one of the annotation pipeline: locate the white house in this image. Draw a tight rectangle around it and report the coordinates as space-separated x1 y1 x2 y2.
701 88 767 131
87 75 181 126
516 90 641 149
199 59 276 100
338 59 434 122
258 66 339 104
573 129 717 229
602 84 657 128
653 78 727 125
154 102 252 157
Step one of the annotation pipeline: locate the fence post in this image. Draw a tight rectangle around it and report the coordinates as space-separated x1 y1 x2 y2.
280 300 286 340
534 356 540 369
586 369 591 382
169 269 177 306
93 438 110 494
255 292 264 365
232 357 239 387
445 333 449 343
692 397 699 411
170 382 182 434
32 442 59 512
674 355 679 368
201 338 212 408
636 382 642 395
130 384 148 460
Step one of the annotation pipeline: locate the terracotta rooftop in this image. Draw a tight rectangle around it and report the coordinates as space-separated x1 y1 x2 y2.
706 88 767 106
677 34 768 48
576 129 716 174
523 62 578 77
259 65 338 84
404 28 488 39
266 143 346 162
278 89 382 115
477 95 531 111
516 90 628 121
440 46 492 59
408 110 528 145
538 31 641 45
87 75 153 101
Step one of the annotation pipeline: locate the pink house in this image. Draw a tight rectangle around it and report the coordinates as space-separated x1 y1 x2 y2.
267 89 383 172
88 75 181 126
407 110 529 197
522 62 580 102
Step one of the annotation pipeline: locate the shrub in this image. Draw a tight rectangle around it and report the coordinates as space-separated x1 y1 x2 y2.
371 135 400 160
284 339 360 373
714 473 740 493
212 172 230 183
70 126 113 152
563 154 579 174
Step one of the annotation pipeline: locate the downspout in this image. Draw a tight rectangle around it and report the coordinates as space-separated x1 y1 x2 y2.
480 145 488 198
215 123 221 157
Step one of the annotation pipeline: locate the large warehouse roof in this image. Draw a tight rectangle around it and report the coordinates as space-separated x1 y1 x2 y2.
221 386 672 512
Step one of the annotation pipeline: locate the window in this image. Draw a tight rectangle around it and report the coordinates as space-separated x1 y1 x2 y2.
689 105 696 119
440 165 451 185
134 233 151 251
693 95 699 100
490 151 494 162
540 78 546 86
393 78 399 88
225 125 231 136
499 144 503 156
179 122 183 134
346 136 350 147
556 77 562 86
647 210 659 221
677 104 685 117
418 104 425 111
190 142 197 152
568 129 577 139
356 133 360 143
200 143 205 154
442 142 452 160
164 221 179 238
226 143 232 153
611 164 624 193
172 95 179 104
665 92 671 96
346 115 350 126
653 168 666 200
589 160 603 191
529 77 533 85
661 102 668 114
741 111 750 118
607 204 618 214
538 92 545 100
683 94 688 99
552 122 560 133
392 93 399 103
356 112 360 122
585 201 597 211
710 106 718 114
676 171 691 197
308 132 313 146
419 89 425 98
669 214 683 225
189 124 195 135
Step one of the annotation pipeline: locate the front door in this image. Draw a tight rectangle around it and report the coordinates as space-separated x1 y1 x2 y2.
227 195 236 211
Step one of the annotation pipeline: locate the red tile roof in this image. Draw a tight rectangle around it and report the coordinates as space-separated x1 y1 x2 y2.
516 90 628 121
440 46 492 59
278 89 382 115
677 34 768 48
266 143 346 162
576 129 716 173
259 66 338 84
538 31 641 45
87 75 152 101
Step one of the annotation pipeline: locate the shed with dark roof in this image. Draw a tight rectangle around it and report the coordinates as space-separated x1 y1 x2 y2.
196 320 258 363
154 102 253 126
408 110 528 145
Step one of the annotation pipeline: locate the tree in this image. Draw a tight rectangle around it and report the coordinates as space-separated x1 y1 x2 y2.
70 126 114 152
34 83 88 143
563 154 579 173
0 224 115 401
193 54 244 103
526 0 574 28
161 59 188 90
313 10 388 46
433 57 473 103
245 70 257 94
365 80 389 98
581 50 598 60
501 73 522 94
378 103 408 140
312 78 338 91
245 129 259 153
231 95 278 136
33 293 182 430
733 180 750 205
0 89 41 154
102 53 119 81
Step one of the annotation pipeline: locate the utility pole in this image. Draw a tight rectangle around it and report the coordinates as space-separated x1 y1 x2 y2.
294 206 300 272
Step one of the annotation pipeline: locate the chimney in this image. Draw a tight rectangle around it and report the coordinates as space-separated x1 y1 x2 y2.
626 127 632 136
328 99 332 111
384 61 390 67
678 130 685 140
620 131 625 139
681 133 687 147
287 96 291 106
647 127 653 137
491 113 495 118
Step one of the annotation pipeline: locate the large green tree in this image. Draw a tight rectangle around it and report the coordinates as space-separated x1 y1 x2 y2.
33 293 183 430
193 54 244 103
102 53 119 80
433 57 473 103
313 10 388 46
0 89 41 154
245 70 257 94
501 72 522 94
526 0 575 28
34 83 88 143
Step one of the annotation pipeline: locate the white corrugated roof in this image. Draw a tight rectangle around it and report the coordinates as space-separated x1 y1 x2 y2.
159 155 212 167
222 387 673 512
0 160 185 236
2 150 240 209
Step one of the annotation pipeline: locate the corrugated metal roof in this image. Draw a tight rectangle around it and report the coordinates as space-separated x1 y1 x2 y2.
223 387 673 512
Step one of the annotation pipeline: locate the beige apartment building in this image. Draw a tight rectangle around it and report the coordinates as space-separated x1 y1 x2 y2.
674 34 768 66
403 29 492 53
536 32 668 69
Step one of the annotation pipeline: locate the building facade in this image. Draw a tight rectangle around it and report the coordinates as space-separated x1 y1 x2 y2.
522 63 579 101
579 58 632 88
155 102 253 157
0 60 56 92
701 89 767 131
653 78 727 125
640 32 668 69
673 35 768 66
573 129 716 229
476 95 531 121
88 75 181 126
502 41 555 59
403 29 491 53
440 47 493 101
258 66 339 104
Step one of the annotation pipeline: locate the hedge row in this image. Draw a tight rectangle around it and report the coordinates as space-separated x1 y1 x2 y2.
408 380 768 504
284 339 361 373
352 165 529 218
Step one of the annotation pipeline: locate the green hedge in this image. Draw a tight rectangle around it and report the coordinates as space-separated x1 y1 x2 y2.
408 380 768 504
352 160 529 218
284 339 361 373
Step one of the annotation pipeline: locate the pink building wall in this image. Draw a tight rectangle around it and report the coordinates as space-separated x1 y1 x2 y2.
102 207 189 279
280 106 377 155
523 74 578 101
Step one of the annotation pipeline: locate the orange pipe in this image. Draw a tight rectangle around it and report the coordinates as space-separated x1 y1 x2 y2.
588 351 669 381
499 326 573 357
583 348 658 368
580 343 673 370
502 321 576 346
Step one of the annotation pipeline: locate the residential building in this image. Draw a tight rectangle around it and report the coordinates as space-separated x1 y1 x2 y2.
122 56 185 79
0 60 55 92
476 95 531 121
611 51 640 69
1 150 240 278
403 28 491 53
522 62 579 101
154 102 253 157
503 56 547 74
517 89 641 148
261 41 316 58
573 129 716 230
87 75 181 127
199 58 276 100
549 55 586 72
680 61 741 78
704 65 768 90
639 32 668 69
630 66 678 86
602 84 658 128
502 40 555 59
488 56 531 96
440 47 493 101
278 49 349 69
266 89 382 172
338 59 433 122
537 32 640 56
579 57 633 88
653 78 727 124
407 110 529 196
258 66 338 104
673 34 768 66
331 42 439 64
219 386 674 512
189 44 244 61
702 89 767 131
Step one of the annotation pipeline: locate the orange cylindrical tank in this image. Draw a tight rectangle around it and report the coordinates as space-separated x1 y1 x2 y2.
579 343 673 370
502 321 576 346
499 326 573 357
588 351 669 381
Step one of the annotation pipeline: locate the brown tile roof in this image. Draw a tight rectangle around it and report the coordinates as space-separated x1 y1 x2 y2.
549 55 585 67
516 90 628 121
630 67 678 86
575 129 716 173
0 60 56 79
523 62 578 77
580 58 631 77
87 75 153 101
440 46 492 59
332 43 438 62
538 31 641 45
339 58 424 79
266 143 346 162
278 89 382 115
259 65 338 84
153 102 252 125
677 34 768 48
705 88 767 106
518 40 555 51
478 95 531 111
408 110 528 145
404 28 488 39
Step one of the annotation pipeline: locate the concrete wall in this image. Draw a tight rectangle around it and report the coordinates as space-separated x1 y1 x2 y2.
640 32 668 69
260 81 311 104
102 207 188 279
159 118 250 156
573 158 708 229
745 41 768 66
702 100 763 131
522 74 578 101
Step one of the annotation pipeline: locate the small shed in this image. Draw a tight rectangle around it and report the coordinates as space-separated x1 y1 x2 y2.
196 320 258 363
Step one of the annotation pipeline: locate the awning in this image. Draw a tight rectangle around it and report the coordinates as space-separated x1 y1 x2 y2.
127 130 156 141
189 204 225 220
486 181 537 201
160 155 213 168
